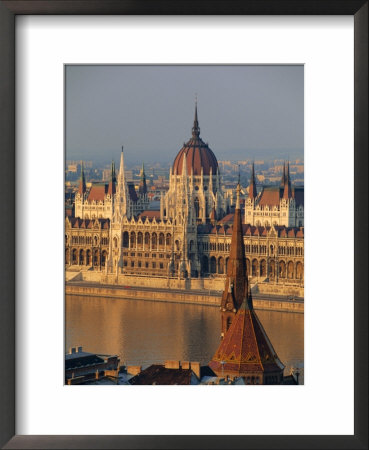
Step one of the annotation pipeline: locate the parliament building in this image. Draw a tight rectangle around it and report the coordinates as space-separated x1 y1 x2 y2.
65 105 304 291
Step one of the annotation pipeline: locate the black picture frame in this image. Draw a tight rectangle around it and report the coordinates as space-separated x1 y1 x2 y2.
0 1 367 449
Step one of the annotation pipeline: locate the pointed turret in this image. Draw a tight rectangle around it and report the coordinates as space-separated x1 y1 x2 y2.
209 184 285 383
191 100 200 138
108 160 116 196
115 146 128 219
248 162 257 199
219 182 250 337
78 161 86 195
283 161 292 199
138 163 147 195
209 291 285 382
280 161 286 188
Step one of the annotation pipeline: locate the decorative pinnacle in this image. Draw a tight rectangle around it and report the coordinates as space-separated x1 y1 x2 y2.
236 182 241 210
192 97 200 138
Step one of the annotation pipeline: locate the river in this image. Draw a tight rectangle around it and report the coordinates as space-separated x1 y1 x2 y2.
65 294 304 383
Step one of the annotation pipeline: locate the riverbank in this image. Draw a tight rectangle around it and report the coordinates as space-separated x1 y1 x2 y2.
65 281 304 313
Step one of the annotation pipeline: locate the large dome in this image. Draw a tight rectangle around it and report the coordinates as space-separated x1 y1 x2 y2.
172 106 218 176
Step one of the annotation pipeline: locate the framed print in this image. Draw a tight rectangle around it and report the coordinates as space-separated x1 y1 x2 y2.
0 1 368 449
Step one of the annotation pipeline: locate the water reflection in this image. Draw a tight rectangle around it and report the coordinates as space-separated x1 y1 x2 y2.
66 295 304 382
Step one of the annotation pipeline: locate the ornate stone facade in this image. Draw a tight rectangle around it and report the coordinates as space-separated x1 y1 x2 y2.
245 162 304 227
66 105 304 289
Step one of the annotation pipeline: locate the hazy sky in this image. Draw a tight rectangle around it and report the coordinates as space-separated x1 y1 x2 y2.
66 65 303 166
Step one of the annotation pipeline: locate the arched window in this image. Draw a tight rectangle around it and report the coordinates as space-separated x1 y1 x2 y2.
86 250 91 265
158 233 164 246
113 237 118 248
101 250 107 267
296 262 303 280
287 261 294 279
260 259 266 277
202 255 209 274
210 256 217 274
226 317 232 331
152 233 157 249
79 249 84 265
252 259 258 276
72 249 77 264
123 232 129 248
218 257 224 274
279 261 286 278
166 233 171 246
137 232 143 246
144 232 150 245
130 232 136 246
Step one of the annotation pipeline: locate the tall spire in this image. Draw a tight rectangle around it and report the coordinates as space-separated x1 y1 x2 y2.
248 162 257 199
209 191 285 382
280 161 286 188
219 179 250 336
115 146 128 219
78 161 86 195
236 179 241 210
191 97 200 138
283 160 292 199
138 162 147 195
108 160 116 196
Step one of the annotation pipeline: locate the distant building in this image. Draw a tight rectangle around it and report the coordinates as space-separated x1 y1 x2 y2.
74 157 149 221
245 162 304 227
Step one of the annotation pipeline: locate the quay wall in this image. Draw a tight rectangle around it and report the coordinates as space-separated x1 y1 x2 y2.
67 269 304 298
65 282 304 313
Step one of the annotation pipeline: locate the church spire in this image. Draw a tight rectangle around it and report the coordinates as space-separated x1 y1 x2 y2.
280 161 286 188
283 160 292 199
209 189 285 382
248 162 257 199
219 179 251 336
108 160 116 196
78 161 86 195
115 146 128 219
191 97 200 138
138 162 147 195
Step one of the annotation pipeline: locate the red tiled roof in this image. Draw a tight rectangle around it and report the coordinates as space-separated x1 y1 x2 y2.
258 188 281 207
172 140 218 176
139 210 161 219
209 306 284 377
87 185 107 202
218 214 234 224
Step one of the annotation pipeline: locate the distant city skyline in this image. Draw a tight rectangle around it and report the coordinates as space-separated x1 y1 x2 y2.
66 65 303 166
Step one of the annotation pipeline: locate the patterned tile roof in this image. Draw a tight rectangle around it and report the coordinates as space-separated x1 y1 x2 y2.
209 305 284 376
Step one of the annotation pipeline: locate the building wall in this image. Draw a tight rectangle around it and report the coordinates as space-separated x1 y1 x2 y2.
66 219 304 285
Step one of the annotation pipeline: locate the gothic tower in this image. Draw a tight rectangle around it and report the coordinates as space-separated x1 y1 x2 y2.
209 185 285 383
220 182 249 337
